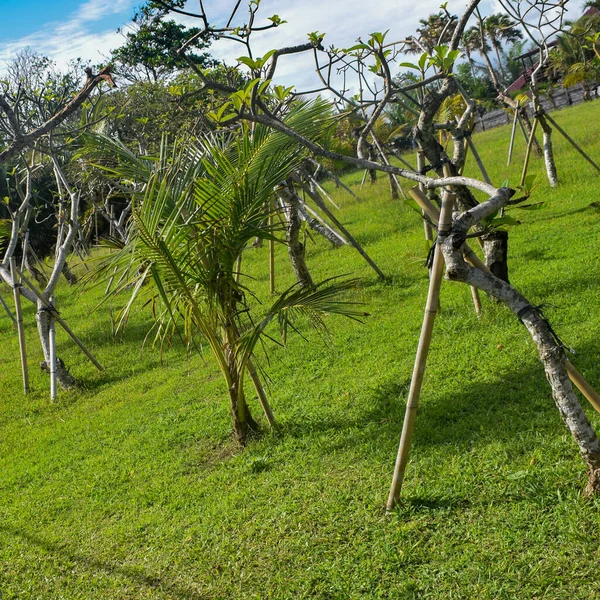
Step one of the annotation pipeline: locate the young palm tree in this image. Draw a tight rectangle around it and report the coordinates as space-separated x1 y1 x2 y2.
83 100 365 444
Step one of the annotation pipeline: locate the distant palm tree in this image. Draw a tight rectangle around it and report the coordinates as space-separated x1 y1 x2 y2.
484 13 523 82
461 26 489 80
407 11 457 54
83 100 365 444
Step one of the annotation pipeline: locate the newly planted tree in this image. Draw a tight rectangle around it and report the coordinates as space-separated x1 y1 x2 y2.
84 100 365 444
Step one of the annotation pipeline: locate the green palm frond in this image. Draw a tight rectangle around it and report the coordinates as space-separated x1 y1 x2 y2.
236 277 368 370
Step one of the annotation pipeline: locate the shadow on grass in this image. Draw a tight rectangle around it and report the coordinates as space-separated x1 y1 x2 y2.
0 524 209 600
278 343 600 456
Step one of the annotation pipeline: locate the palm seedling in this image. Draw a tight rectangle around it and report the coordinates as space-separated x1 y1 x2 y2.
82 100 366 444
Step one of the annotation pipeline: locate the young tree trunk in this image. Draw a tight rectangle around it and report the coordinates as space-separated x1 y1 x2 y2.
296 202 346 247
442 209 600 495
36 301 78 390
62 261 78 285
539 115 558 187
277 185 314 288
228 369 259 445
24 251 46 286
482 230 509 284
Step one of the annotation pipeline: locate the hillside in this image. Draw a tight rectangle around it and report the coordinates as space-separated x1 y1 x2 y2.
1 100 600 599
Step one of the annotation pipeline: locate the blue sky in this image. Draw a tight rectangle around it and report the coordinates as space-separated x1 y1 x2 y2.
0 0 138 68
0 0 589 88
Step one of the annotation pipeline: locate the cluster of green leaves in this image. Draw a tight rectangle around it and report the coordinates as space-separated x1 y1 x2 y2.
400 45 460 75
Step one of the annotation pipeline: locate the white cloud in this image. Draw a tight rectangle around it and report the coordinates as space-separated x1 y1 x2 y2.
0 0 135 71
187 0 488 92
2 0 590 83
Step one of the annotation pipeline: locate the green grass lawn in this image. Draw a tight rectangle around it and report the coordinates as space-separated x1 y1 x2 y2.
2 100 600 599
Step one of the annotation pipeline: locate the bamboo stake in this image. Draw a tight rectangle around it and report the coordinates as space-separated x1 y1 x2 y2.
20 230 30 273
306 158 363 202
520 117 539 187
49 295 57 400
0 292 16 325
542 111 600 174
507 104 519 166
371 135 407 200
299 202 347 246
15 268 104 371
386 189 455 510
308 176 341 210
247 359 277 428
459 139 469 176
269 199 275 294
306 187 386 280
10 258 29 394
235 252 243 284
470 286 482 316
565 360 600 415
409 184 483 316
360 169 368 188
408 186 489 271
388 147 418 171
417 152 433 242
465 136 491 185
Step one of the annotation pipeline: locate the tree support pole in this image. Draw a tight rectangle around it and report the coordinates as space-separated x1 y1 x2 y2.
269 199 275 294
10 258 29 394
16 268 104 372
0 292 16 325
417 152 433 243
301 178 386 280
409 186 482 316
386 190 455 510
246 359 277 428
465 135 491 185
565 360 600 415
542 110 600 174
520 117 539 187
507 105 519 166
49 295 57 400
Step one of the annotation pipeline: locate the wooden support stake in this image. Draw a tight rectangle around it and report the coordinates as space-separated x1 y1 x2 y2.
309 176 341 210
269 199 275 294
471 286 482 316
386 190 455 510
15 268 104 372
409 184 483 316
565 360 600 415
466 136 491 185
417 152 433 242
409 186 490 273
20 230 30 274
520 117 539 187
0 292 17 325
542 111 600 174
360 169 368 189
308 189 386 280
49 295 57 400
507 105 519 166
10 258 29 394
247 359 277 429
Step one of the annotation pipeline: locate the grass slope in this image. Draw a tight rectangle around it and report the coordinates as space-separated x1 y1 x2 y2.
2 100 600 599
